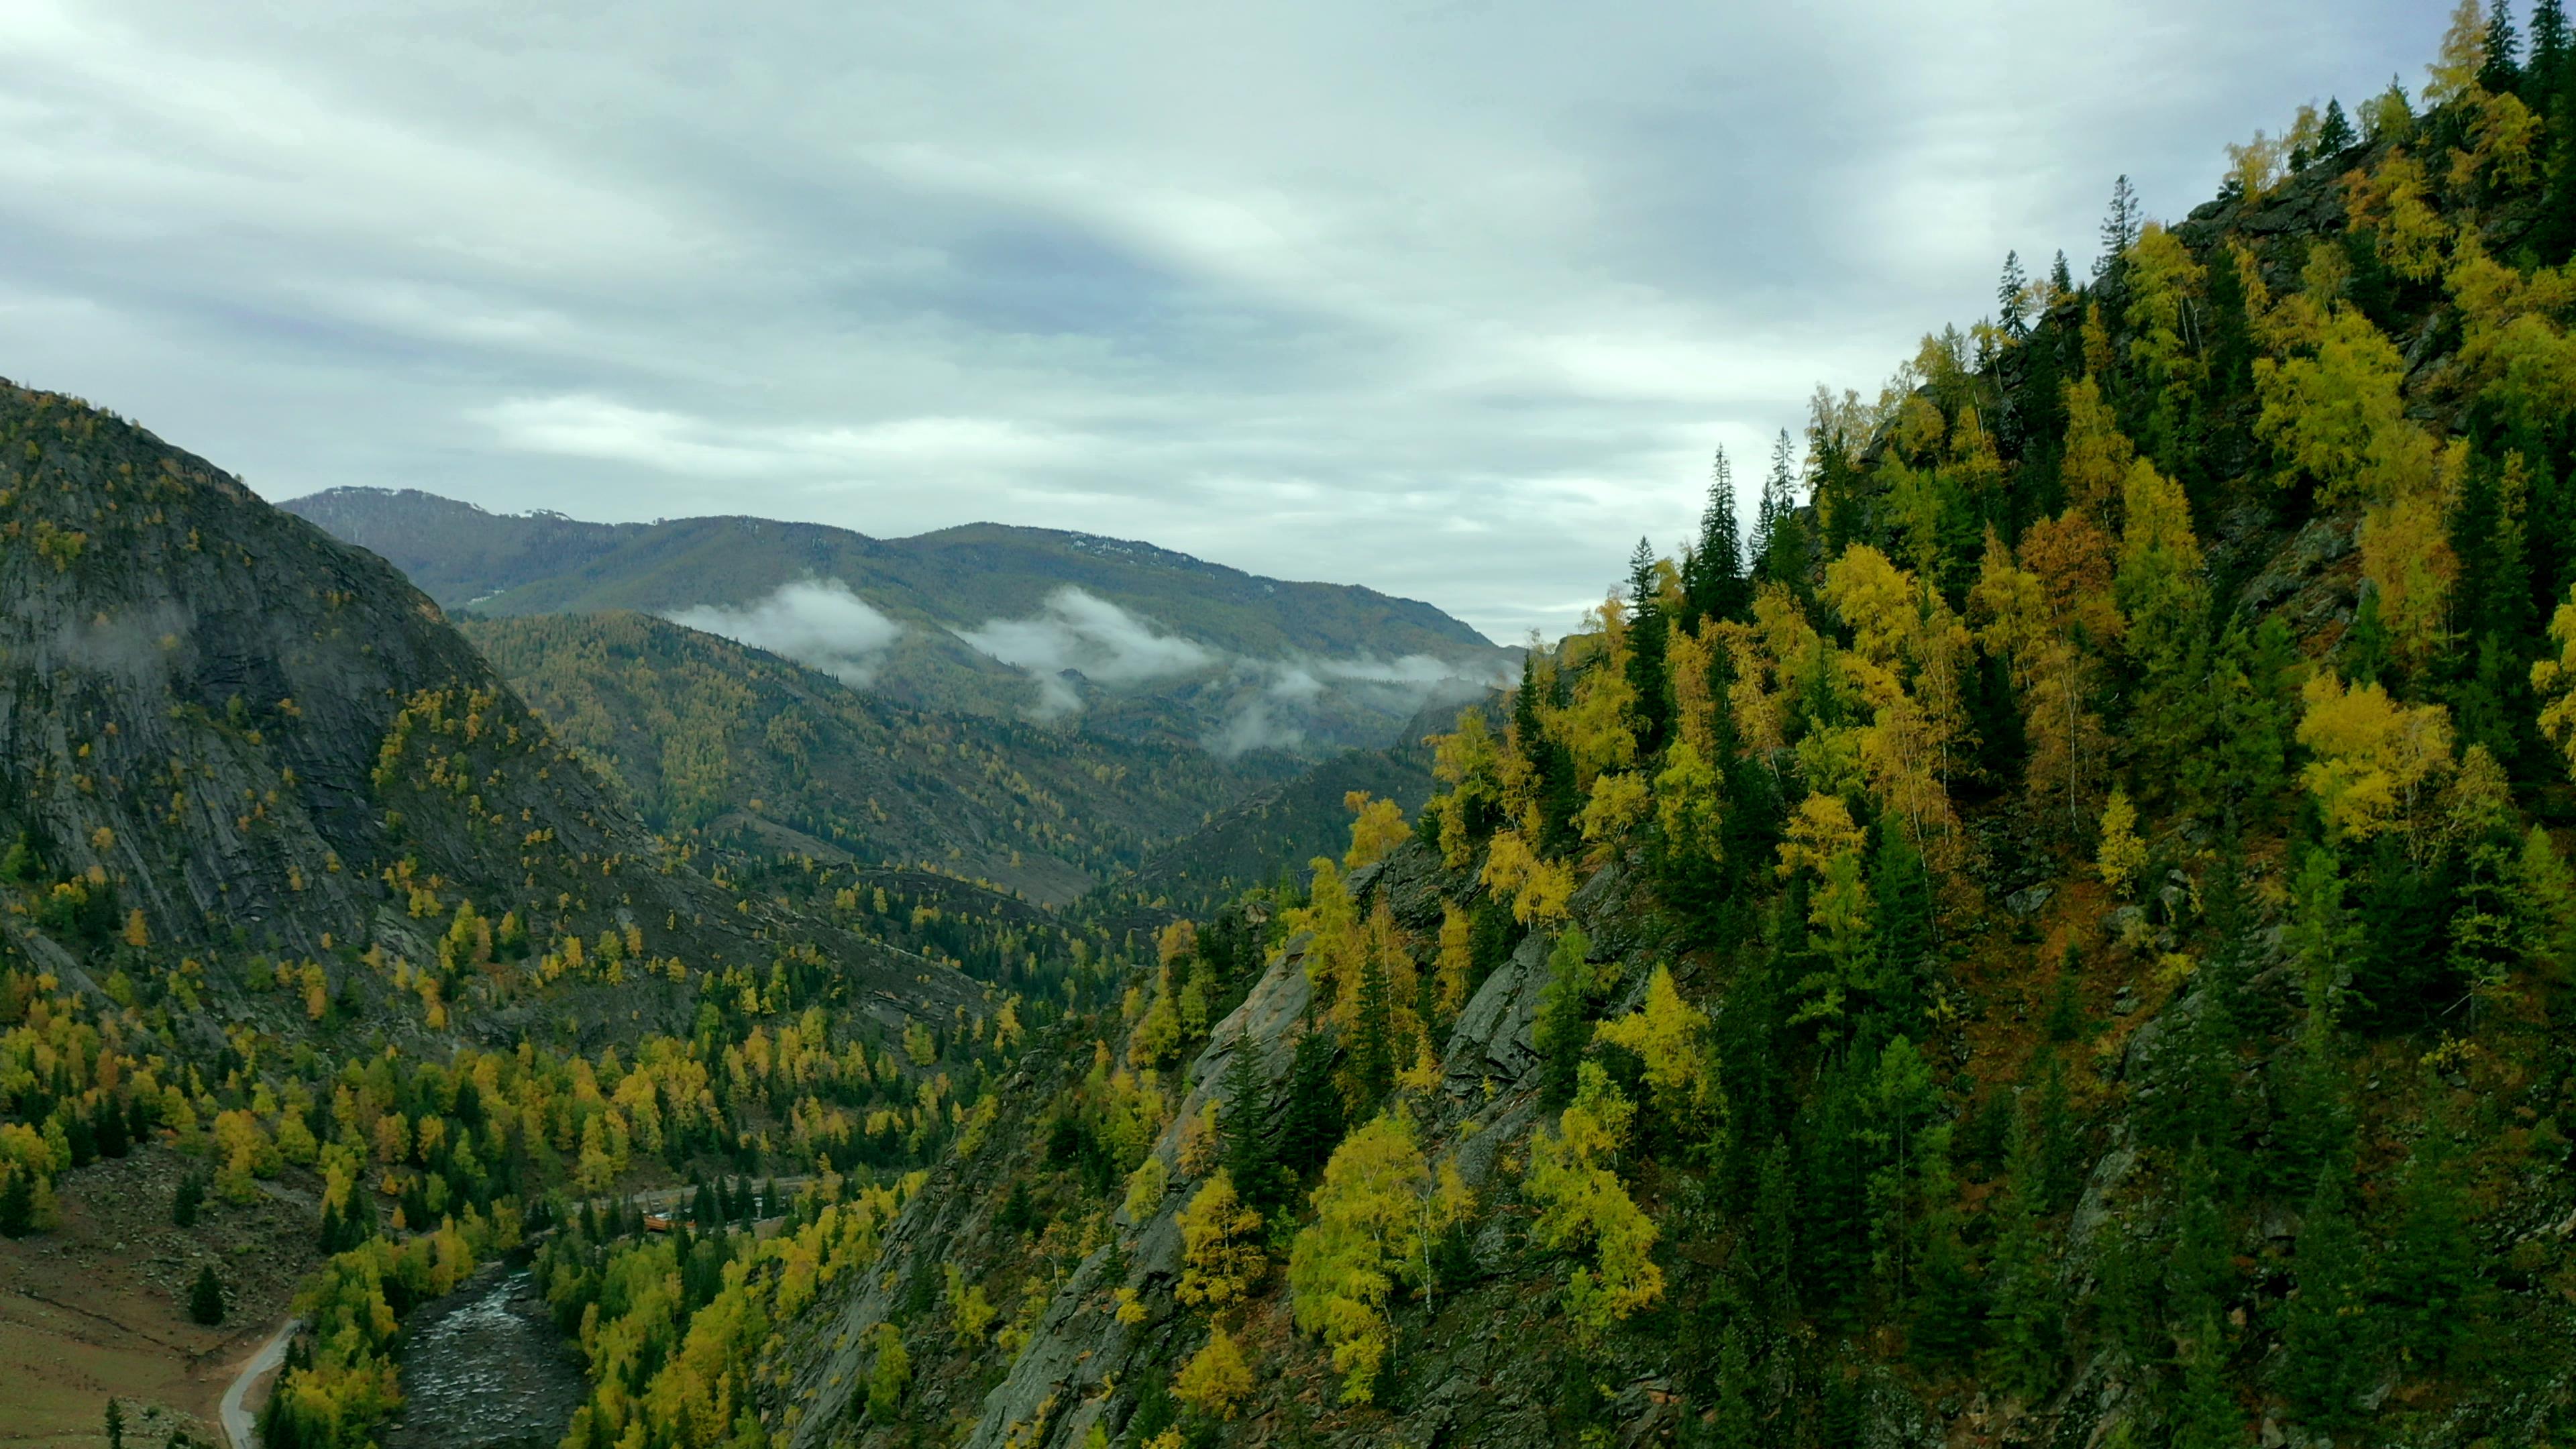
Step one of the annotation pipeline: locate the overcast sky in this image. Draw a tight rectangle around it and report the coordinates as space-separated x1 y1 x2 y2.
1 0 2439 642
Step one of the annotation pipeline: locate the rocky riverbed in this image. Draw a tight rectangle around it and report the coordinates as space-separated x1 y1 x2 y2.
384 1265 586 1449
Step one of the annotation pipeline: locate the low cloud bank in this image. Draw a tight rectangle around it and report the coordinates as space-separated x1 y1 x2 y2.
956 586 1221 719
667 580 904 686
1203 653 1506 756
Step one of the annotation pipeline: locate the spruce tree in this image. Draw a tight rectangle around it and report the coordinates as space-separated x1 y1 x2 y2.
2536 0 2572 109
2383 1099 2481 1368
189 1264 227 1325
105 1399 123 1449
1755 430 1807 588
1707 1322 1758 1448
1217 1039 1277 1211
1534 927 1597 1108
2169 1310 2244 1449
171 1173 203 1229
2049 250 2075 296
1983 1095 2061 1399
2483 1 2524 94
2283 1165 2373 1432
2095 175 2141 279
1627 536 1672 751
0 1168 31 1238
1276 1022 1345 1175
1998 250 2031 338
1682 448 1746 627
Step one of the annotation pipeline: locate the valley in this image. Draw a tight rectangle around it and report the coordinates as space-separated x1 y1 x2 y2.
7 7 2576 1449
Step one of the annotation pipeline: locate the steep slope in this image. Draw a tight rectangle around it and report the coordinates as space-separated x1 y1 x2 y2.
636 40 2576 1449
280 490 1511 753
0 380 979 1040
457 611 1279 904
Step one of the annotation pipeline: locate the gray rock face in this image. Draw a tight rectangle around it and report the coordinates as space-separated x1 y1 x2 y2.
0 379 980 1042
1445 926 1551 1089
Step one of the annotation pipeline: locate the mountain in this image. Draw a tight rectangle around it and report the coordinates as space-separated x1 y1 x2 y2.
455 610 1285 904
583 51 2575 1449
281 488 1513 755
0 378 1118 1444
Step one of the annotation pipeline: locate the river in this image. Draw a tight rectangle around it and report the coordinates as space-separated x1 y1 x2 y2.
382 1264 588 1449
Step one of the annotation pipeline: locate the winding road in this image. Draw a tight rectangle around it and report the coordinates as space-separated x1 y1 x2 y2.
219 1316 300 1449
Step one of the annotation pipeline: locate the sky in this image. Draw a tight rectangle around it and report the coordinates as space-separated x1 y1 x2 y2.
0 0 2441 643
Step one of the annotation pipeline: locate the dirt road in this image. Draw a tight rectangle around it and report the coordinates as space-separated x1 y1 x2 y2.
219 1316 299 1449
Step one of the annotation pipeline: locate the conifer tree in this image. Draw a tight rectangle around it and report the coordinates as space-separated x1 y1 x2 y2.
1627 537 1672 751
2483 0 2523 94
0 1168 31 1238
1998 251 2031 339
2170 1310 2244 1449
2049 250 2074 296
2534 0 2572 107
1983 1095 2061 1399
1683 448 1746 627
1217 1040 1279 1212
2095 176 2142 279
1535 927 1597 1108
189 1264 227 1325
2283 1165 2373 1431
1706 1322 1758 1448
2383 1099 2481 1368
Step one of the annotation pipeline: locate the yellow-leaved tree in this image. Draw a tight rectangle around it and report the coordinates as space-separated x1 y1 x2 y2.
1591 964 1718 1136
1286 1113 1468 1405
1525 1062 1664 1340
1175 1169 1265 1309
2296 672 2457 849
1172 1325 1254 1420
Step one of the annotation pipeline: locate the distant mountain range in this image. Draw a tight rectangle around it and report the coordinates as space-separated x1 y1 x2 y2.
280 487 1511 757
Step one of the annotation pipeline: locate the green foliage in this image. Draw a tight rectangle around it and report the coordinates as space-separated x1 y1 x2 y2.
188 1263 226 1326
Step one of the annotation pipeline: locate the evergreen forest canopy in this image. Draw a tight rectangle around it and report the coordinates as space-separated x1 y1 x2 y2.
10 5 2576 1449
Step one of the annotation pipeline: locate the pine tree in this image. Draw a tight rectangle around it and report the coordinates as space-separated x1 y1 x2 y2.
1218 1039 1279 1212
1351 953 1396 1104
1983 1095 2061 1399
1535 927 1597 1108
1683 448 1746 627
1707 1321 1758 1448
2282 1165 2373 1432
171 1173 203 1229
1755 431 1807 588
2536 0 2572 109
189 1264 227 1325
2383 1101 2481 1368
2483 0 2524 94
2170 1310 2245 1449
1627 536 1672 751
2049 250 2075 296
105 1399 123 1449
1998 250 2031 339
2095 176 2142 279
0 1168 31 1238
1277 1022 1346 1176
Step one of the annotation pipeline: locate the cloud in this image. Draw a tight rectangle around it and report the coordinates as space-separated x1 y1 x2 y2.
1204 652 1511 757
957 586 1221 718
0 0 2442 642
1204 694 1304 758
666 579 904 686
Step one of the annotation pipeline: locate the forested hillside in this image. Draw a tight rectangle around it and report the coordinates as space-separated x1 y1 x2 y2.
458 612 1280 904
700 11 2576 1449
0 383 1130 1445
284 490 1511 756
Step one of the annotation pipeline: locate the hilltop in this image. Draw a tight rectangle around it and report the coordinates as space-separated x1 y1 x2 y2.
281 488 1511 755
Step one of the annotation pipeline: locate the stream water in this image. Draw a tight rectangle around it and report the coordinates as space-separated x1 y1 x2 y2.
383 1265 588 1449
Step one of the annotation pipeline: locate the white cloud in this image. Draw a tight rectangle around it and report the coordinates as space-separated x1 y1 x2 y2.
667 579 904 686
956 587 1220 717
0 0 2444 640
